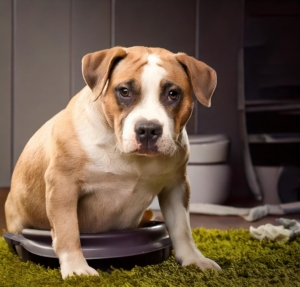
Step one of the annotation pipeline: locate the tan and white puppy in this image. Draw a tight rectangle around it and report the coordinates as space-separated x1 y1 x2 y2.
5 46 220 279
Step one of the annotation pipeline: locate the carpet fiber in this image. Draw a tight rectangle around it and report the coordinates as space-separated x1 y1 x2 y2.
1 228 300 287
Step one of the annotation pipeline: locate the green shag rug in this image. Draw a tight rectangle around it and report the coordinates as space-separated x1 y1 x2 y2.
1 228 300 287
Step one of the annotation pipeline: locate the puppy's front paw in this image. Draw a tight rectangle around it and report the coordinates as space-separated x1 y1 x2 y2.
180 255 221 271
60 258 99 279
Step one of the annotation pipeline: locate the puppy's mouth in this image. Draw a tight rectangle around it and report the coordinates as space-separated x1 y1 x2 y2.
135 145 159 157
120 135 177 157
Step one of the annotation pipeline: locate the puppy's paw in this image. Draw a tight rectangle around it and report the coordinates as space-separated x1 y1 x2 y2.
60 259 99 279
180 255 221 271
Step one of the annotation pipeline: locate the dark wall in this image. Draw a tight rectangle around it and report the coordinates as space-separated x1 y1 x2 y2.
0 0 248 198
197 0 246 197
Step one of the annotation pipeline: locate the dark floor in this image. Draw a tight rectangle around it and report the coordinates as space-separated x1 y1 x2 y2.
1 187 300 232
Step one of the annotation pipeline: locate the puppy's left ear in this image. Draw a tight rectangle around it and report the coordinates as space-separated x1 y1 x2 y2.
176 53 217 107
82 47 127 99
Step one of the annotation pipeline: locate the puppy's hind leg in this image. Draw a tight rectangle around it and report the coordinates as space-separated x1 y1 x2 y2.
5 192 26 234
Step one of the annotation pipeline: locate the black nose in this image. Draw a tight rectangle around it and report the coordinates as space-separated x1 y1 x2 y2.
135 120 163 147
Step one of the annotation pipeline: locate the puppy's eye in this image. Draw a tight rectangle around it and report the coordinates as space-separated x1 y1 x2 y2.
119 88 130 97
168 90 179 101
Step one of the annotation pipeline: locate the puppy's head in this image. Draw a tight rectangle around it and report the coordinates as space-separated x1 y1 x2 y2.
82 46 216 157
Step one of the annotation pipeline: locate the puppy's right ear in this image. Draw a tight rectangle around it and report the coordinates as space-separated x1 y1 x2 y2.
82 47 127 100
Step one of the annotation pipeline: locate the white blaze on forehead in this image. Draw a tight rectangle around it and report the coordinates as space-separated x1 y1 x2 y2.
121 53 175 154
143 54 165 86
139 54 167 118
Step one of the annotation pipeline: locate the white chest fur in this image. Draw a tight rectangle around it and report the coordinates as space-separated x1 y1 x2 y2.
77 152 173 233
72 92 180 232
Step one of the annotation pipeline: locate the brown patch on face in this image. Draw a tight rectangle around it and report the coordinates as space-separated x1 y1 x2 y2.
145 47 216 138
153 50 194 138
99 47 150 146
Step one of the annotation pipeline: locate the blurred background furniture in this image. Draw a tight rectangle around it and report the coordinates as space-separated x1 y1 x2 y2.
238 0 300 204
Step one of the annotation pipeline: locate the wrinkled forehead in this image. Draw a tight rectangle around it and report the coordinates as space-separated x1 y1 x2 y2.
110 47 190 90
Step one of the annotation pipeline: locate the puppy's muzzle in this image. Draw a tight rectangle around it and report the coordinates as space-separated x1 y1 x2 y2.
135 120 162 154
